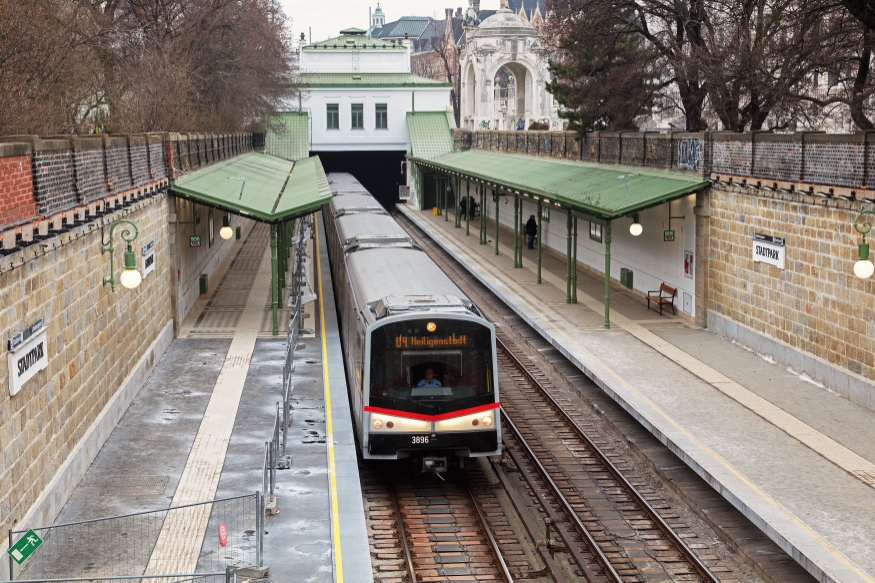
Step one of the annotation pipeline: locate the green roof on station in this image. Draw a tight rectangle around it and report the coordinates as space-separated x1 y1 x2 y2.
172 152 330 223
296 73 451 87
304 33 404 49
410 150 709 219
407 112 454 160
266 112 310 162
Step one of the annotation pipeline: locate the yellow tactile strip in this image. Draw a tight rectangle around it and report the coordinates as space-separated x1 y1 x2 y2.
409 209 875 491
143 235 274 577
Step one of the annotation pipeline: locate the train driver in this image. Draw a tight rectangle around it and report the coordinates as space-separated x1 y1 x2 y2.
415 368 443 388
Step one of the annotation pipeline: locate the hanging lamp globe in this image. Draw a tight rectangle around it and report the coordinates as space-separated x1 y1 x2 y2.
855 242 875 279
220 215 234 240
119 245 142 289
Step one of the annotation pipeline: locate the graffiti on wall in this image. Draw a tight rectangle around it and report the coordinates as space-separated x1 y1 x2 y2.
677 139 701 170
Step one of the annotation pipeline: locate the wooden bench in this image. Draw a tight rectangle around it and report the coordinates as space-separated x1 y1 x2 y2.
646 283 677 316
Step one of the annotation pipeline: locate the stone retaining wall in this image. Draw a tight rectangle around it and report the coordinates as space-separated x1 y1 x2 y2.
0 194 174 540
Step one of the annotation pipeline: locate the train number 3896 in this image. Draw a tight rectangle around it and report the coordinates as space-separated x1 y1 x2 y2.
411 435 430 444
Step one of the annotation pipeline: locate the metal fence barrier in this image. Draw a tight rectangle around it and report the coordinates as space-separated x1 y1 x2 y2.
10 569 241 583
9 494 261 581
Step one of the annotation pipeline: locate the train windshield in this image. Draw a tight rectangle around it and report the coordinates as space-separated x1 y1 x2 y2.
368 318 495 416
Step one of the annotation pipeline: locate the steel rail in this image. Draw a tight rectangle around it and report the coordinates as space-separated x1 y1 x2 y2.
489 460 571 583
462 476 516 583
496 337 719 583
390 483 418 583
500 411 624 583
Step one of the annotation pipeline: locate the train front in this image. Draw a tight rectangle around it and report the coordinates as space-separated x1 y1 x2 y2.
363 313 501 472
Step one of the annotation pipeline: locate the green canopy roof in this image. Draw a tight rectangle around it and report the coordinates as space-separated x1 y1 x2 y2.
407 112 455 160
171 152 330 223
304 34 404 50
410 150 709 219
266 112 310 162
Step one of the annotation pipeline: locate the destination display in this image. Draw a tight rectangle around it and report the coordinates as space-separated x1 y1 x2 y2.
395 334 469 349
8 320 48 396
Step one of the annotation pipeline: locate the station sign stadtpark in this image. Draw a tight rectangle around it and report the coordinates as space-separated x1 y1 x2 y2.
7 529 43 565
7 319 48 396
753 232 785 269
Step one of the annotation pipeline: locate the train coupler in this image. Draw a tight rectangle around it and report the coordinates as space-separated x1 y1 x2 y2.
422 457 448 479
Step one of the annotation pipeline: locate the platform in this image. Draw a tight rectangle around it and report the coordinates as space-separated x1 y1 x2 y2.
398 203 875 583
15 217 370 582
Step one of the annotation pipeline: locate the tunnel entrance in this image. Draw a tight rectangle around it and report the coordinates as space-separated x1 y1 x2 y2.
313 151 407 210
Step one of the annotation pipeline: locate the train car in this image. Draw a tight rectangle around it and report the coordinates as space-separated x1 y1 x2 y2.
323 174 501 473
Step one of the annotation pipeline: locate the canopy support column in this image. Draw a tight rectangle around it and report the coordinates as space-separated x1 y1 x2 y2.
513 193 519 268
455 177 461 228
271 223 279 336
494 189 500 256
480 184 486 245
465 180 470 236
566 211 572 303
536 200 542 284
518 194 523 269
572 216 578 304
445 176 449 222
604 221 612 329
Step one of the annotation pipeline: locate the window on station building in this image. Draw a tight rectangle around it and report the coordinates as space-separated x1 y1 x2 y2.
351 104 364 129
375 104 388 129
326 104 339 129
589 222 603 243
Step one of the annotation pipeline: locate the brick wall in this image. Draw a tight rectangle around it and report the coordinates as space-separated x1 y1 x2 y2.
129 135 150 187
70 137 107 204
105 137 133 193
707 186 875 381
0 144 36 230
0 195 174 539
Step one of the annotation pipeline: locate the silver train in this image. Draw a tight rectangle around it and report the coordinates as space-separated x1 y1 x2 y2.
323 173 501 472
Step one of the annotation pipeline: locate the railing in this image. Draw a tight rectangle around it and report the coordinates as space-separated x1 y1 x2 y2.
9 494 261 581
261 214 314 511
10 569 243 582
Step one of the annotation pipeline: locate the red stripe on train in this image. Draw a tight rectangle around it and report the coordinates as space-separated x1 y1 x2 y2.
364 402 500 422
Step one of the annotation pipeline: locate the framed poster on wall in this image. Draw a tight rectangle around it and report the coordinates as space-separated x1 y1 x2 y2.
684 250 694 279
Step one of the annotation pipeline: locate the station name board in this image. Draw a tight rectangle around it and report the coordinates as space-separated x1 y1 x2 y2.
753 232 785 269
8 319 48 396
395 335 468 349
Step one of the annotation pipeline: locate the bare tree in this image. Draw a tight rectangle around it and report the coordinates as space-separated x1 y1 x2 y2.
430 33 461 127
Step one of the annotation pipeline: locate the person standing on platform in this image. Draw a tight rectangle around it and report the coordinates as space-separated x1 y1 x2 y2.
469 196 478 220
459 195 467 218
526 214 538 249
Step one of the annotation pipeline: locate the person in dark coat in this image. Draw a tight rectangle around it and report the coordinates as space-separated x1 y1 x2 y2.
459 195 467 217
525 214 537 249
469 196 478 220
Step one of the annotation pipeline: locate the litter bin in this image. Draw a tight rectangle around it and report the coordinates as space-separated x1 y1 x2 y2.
199 273 208 295
620 268 633 289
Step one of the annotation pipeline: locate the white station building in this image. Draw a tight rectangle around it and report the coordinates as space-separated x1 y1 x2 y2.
294 28 453 153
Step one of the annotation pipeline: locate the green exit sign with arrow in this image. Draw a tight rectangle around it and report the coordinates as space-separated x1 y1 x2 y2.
7 529 43 565
663 230 675 242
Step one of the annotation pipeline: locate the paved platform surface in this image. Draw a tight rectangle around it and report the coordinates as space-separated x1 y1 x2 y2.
399 203 875 583
17 218 370 582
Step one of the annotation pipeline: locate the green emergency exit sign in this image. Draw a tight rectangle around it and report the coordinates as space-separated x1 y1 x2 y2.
190 235 201 247
7 529 43 565
663 230 675 242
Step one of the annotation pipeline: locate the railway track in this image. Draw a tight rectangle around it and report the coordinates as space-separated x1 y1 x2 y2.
394 212 731 583
362 461 528 582
496 335 717 583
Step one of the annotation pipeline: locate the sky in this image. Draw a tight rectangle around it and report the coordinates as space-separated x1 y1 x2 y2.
278 0 491 45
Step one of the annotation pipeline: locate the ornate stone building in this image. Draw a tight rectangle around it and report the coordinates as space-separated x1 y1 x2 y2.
459 3 559 130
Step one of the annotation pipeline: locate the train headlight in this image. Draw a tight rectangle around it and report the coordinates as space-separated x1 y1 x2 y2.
372 418 383 429
482 415 493 426
427 321 437 332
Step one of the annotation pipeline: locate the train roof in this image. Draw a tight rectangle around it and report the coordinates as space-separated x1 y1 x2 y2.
336 213 413 248
347 248 471 323
329 194 387 217
327 173 370 196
